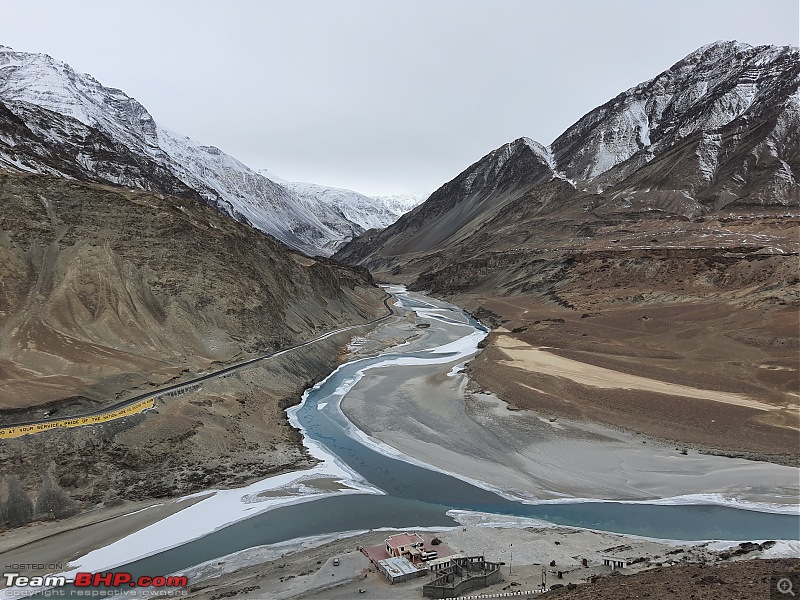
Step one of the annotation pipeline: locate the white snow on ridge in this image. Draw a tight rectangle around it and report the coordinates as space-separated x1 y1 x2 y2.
256 169 426 236
371 192 429 215
521 137 556 171
153 126 347 253
554 42 800 186
287 181 426 232
0 45 404 256
288 181 401 231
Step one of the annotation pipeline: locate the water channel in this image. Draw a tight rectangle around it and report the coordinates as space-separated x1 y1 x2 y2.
16 289 796 599
113 289 798 581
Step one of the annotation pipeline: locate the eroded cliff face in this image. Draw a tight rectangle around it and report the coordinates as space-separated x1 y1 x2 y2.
0 171 386 524
0 171 384 411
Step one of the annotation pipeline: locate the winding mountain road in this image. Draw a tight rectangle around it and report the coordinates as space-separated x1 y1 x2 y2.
0 294 395 439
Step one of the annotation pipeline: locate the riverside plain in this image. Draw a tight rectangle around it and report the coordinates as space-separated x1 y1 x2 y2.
0 288 797 599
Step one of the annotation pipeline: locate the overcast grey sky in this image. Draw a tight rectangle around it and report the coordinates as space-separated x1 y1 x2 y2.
3 0 798 194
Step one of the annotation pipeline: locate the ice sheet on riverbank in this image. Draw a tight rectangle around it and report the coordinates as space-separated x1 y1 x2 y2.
0 435 383 598
336 291 800 518
615 493 800 515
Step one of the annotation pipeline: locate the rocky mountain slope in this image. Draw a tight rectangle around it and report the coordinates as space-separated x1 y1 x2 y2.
334 41 800 461
0 171 384 411
0 170 387 525
337 137 558 265
552 41 799 205
336 41 799 283
0 46 410 255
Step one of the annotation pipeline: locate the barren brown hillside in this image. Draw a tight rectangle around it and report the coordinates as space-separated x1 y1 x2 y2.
334 42 800 465
0 170 386 526
0 171 383 412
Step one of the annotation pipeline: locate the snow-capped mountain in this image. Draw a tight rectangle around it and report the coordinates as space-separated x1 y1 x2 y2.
336 41 799 273
257 170 425 232
287 181 404 231
551 41 800 199
369 193 429 216
0 96 201 197
0 45 377 255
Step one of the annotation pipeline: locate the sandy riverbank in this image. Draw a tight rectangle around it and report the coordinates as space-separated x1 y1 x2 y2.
492 334 771 410
467 296 800 464
340 295 800 506
178 514 800 600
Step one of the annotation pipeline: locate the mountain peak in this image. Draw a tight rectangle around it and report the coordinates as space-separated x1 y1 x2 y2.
516 137 556 170
483 137 555 179
693 40 752 54
551 40 800 189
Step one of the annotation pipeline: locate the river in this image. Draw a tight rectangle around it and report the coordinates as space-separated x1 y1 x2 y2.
19 287 800 596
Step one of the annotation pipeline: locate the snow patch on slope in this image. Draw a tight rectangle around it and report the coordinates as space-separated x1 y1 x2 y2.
0 46 353 256
257 170 426 234
287 181 403 231
552 41 800 188
521 137 556 170
370 192 428 215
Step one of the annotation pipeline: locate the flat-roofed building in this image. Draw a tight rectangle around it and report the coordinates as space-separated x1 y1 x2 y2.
602 556 631 569
426 553 464 572
377 556 427 584
423 556 502 598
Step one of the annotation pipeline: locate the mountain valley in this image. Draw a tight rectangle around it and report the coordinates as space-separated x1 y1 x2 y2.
0 34 797 600
336 41 800 463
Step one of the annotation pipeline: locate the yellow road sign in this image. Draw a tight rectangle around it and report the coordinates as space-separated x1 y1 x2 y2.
0 397 156 439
